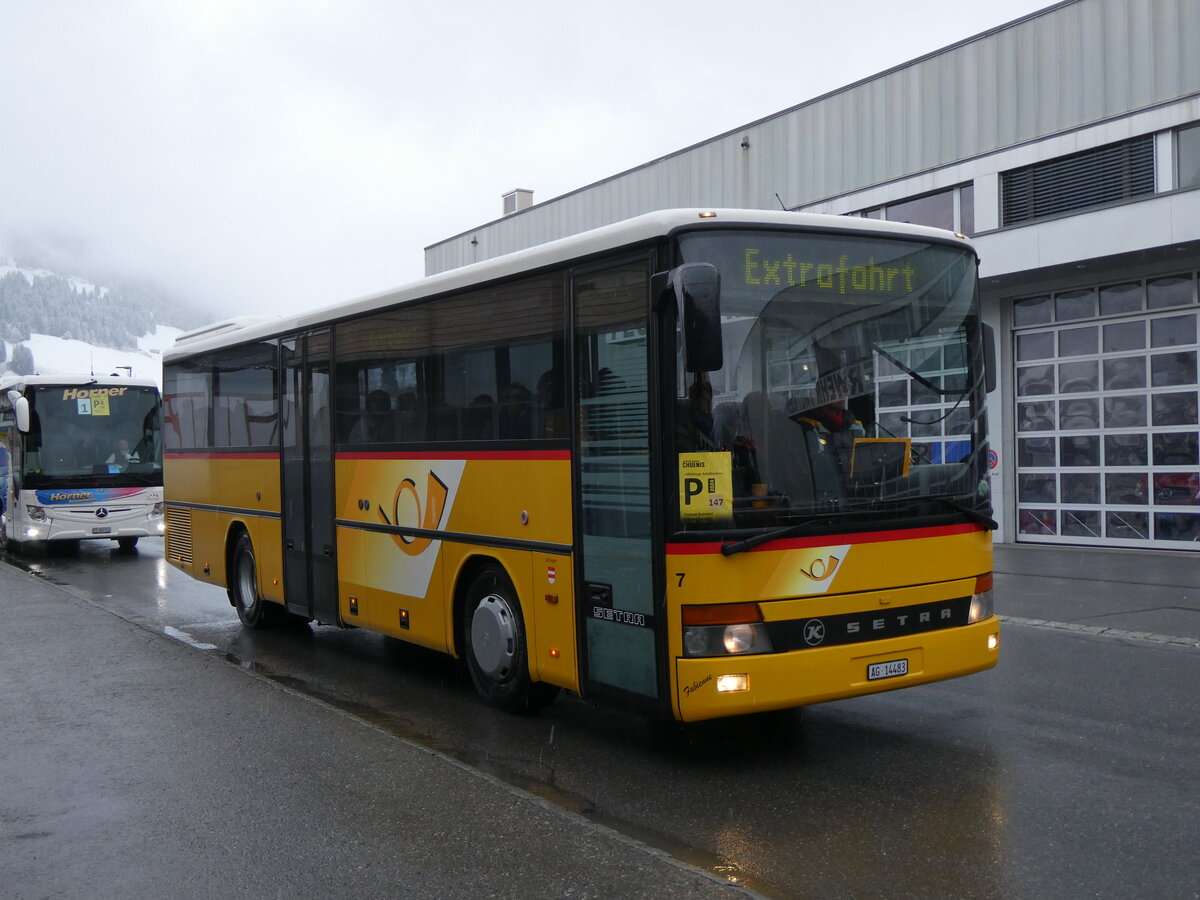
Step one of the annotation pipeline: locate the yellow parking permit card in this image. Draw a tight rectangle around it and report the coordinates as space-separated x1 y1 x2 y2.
678 451 734 522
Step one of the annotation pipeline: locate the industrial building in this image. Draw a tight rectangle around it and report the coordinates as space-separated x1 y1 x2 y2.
426 0 1200 552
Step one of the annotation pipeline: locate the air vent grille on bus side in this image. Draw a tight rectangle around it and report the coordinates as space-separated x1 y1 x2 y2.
165 506 194 566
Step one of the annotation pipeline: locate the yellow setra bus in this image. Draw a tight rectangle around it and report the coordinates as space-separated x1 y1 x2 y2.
163 209 999 721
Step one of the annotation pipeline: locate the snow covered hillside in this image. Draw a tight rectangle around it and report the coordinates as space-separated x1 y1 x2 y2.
1 258 203 386
1 325 182 386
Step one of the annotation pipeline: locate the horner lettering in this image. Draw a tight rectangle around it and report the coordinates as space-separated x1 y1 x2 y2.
62 387 128 400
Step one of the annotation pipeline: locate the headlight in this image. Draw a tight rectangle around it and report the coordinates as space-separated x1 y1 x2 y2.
723 623 759 653
682 603 774 657
682 623 774 657
968 573 995 623
26 505 49 523
151 502 164 517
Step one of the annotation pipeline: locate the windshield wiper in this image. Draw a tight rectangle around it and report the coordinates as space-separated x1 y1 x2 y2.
932 496 998 530
720 516 837 556
121 472 160 486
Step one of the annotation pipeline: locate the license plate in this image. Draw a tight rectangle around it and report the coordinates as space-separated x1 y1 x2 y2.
91 527 112 534
868 659 908 681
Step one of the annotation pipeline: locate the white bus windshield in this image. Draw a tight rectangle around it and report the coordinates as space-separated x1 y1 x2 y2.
673 229 989 534
20 384 163 486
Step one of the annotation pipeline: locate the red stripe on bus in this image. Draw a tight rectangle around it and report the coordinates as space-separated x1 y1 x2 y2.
336 449 572 461
164 452 280 460
666 522 984 555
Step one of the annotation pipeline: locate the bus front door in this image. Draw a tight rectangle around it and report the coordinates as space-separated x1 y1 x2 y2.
281 331 339 624
573 259 663 708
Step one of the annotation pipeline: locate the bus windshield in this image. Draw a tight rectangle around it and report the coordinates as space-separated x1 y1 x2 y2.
672 228 990 535
21 384 163 487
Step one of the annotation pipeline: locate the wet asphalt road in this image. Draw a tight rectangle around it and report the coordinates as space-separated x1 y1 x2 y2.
3 537 1199 898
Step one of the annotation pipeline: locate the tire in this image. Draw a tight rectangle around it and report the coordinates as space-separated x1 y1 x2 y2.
463 566 558 713
117 536 139 551
229 532 272 628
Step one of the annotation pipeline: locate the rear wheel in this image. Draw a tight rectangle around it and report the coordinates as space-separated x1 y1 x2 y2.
463 566 558 713
229 533 271 628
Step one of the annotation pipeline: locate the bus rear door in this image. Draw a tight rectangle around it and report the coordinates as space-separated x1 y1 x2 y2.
281 331 339 623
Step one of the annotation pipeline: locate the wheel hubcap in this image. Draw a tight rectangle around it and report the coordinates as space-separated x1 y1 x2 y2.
471 593 516 679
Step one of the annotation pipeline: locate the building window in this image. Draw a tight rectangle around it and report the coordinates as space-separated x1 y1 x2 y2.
1001 135 1155 226
1179 123 1200 190
959 184 975 237
845 184 974 234
885 190 954 231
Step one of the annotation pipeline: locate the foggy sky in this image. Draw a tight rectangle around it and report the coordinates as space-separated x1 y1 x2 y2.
1 0 1056 322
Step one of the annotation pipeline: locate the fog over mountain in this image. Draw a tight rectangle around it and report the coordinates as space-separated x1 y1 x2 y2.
0 255 213 385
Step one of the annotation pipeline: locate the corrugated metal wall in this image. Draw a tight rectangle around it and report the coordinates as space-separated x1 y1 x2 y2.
426 0 1200 275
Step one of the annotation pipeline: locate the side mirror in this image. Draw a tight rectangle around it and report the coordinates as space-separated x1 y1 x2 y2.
671 263 723 372
8 391 30 433
982 323 997 394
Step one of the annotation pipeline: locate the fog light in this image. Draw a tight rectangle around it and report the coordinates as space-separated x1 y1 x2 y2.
988 633 999 651
716 674 748 693
25 527 42 539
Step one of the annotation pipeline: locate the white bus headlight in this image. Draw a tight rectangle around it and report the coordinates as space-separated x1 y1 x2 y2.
723 623 761 654
968 573 995 623
26 505 49 524
682 604 773 658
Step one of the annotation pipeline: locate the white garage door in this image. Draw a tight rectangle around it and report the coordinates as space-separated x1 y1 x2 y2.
1012 273 1199 549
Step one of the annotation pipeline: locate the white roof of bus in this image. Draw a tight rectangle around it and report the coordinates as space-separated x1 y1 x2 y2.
166 208 974 361
1 374 160 391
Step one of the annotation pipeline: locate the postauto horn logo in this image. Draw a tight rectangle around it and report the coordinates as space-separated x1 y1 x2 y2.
377 471 450 556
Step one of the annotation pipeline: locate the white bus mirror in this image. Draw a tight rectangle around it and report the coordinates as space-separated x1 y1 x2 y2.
9 392 31 433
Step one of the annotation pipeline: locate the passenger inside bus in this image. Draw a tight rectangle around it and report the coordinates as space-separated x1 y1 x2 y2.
498 383 533 439
675 378 718 452
348 390 395 443
464 394 495 440
105 438 136 470
394 392 423 441
536 370 567 439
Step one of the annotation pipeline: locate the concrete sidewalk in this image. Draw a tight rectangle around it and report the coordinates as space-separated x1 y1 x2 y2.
994 542 1199 644
0 564 749 900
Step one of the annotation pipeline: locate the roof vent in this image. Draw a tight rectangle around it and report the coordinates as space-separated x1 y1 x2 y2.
502 189 533 216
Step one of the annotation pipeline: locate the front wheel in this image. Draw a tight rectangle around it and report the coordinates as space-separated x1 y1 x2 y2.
463 566 558 713
229 533 271 628
116 536 139 551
